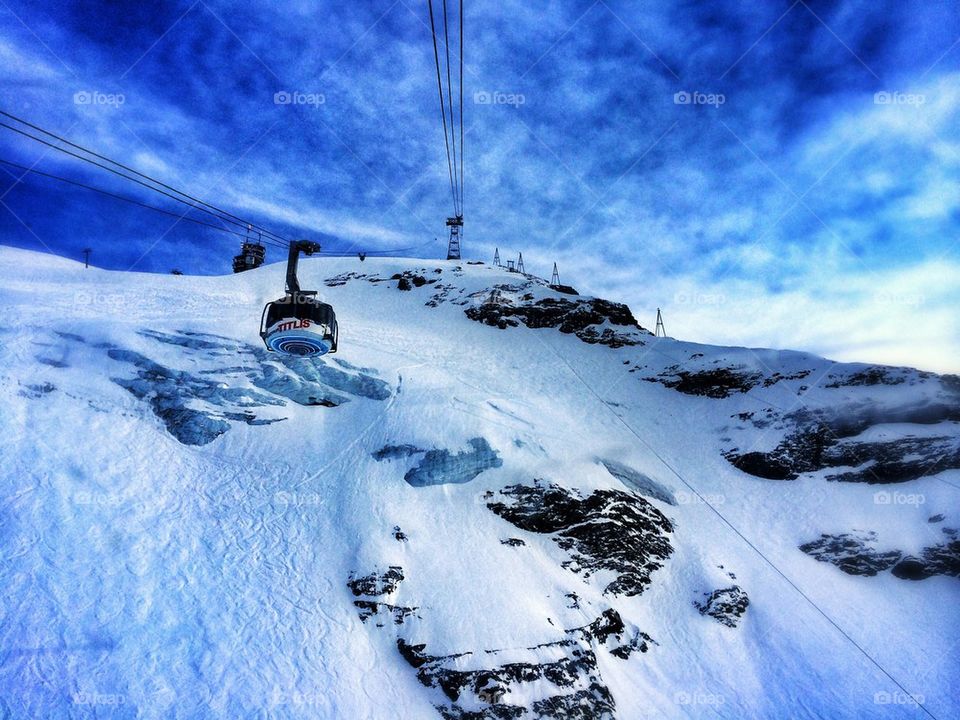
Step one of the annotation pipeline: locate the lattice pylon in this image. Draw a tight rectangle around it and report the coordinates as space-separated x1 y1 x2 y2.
655 308 666 337
446 215 463 260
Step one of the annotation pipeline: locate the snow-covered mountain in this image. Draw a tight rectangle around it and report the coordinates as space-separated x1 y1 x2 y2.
1 244 957 719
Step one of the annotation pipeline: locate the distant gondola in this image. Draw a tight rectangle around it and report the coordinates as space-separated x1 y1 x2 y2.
260 241 338 357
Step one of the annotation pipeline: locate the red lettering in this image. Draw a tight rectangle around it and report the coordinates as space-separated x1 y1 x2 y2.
275 319 312 332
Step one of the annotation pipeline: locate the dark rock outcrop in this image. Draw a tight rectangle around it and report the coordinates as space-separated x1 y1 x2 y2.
373 444 427 461
891 535 960 581
824 367 913 388
348 566 405 597
397 609 649 720
487 481 673 596
726 401 960 483
800 530 960 581
347 567 419 626
642 366 762 399
465 289 648 348
799 532 902 576
694 586 750 627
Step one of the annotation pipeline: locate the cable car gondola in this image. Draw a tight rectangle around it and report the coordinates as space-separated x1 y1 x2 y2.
260 240 338 357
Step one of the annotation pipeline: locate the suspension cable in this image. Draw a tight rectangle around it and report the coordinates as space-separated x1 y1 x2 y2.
534 331 939 720
0 109 288 244
459 0 464 219
426 0 459 216
0 113 438 260
0 122 288 242
441 0 460 215
0 156 440 259
0 156 288 245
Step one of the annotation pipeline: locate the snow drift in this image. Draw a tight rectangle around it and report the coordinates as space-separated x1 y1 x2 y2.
0 245 957 719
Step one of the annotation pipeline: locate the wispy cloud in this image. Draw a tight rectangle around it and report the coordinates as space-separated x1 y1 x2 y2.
0 0 957 370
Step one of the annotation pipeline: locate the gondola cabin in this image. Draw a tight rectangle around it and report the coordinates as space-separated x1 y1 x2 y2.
259 240 338 358
260 297 337 357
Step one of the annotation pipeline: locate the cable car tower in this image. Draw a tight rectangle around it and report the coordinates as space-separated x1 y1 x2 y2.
260 240 338 357
446 215 463 260
655 308 667 337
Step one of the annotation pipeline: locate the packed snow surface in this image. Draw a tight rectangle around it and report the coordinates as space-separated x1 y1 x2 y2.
0 246 957 719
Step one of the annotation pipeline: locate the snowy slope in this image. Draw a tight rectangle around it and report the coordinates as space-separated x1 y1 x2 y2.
0 245 957 719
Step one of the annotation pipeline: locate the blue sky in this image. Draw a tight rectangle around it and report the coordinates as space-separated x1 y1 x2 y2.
0 0 958 371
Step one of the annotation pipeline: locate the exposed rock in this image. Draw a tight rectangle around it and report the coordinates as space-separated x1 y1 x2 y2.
347 566 405 597
500 538 526 547
891 539 960 581
823 437 960 484
392 271 435 291
825 367 909 388
762 370 811 387
643 366 762 398
465 289 648 348
694 586 750 628
348 566 419 626
725 403 960 483
373 444 427 461
799 532 902 576
571 608 657 658
354 601 420 626
404 438 503 487
487 481 673 597
800 531 959 581
18 382 56 399
397 609 647 720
